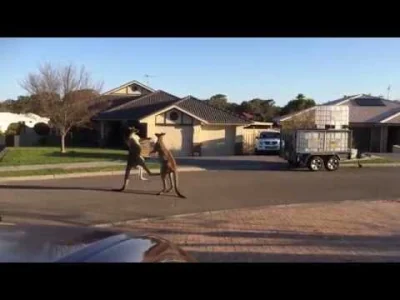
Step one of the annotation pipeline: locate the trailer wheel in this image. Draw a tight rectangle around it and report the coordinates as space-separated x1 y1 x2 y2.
307 156 324 171
324 156 340 171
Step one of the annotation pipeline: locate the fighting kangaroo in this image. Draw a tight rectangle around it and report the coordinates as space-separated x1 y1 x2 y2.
150 133 186 198
117 126 155 191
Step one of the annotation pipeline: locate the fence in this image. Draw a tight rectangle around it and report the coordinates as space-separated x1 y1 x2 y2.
241 128 272 155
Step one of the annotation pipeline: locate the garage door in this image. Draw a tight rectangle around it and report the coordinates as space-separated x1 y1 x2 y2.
154 125 193 157
201 125 236 156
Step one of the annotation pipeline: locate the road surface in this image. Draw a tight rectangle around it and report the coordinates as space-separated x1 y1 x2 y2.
0 166 399 226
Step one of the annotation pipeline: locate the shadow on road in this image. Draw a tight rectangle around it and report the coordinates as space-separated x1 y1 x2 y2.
0 184 114 193
175 157 302 172
0 184 181 199
0 210 88 226
45 150 126 161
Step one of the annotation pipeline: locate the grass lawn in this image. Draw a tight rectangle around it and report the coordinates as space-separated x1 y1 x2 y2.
0 163 160 177
0 147 129 166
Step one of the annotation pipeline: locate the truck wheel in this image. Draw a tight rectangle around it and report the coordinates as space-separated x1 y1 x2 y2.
307 156 324 171
324 156 340 171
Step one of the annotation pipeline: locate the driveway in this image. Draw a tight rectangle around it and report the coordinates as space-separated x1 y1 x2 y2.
1 166 400 226
116 199 400 262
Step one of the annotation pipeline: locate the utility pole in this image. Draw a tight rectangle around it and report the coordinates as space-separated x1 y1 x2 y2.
387 84 391 100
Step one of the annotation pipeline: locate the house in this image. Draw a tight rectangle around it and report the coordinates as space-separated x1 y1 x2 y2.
0 112 50 133
0 112 50 147
93 81 250 156
275 94 400 153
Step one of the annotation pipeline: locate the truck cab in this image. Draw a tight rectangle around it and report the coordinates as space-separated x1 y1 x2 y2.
255 130 281 154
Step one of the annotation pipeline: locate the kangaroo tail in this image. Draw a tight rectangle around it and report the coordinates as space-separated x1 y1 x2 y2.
172 171 186 198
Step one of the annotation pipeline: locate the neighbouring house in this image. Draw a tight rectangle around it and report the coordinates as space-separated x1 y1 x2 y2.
0 112 50 147
92 80 250 156
275 94 400 153
0 112 50 133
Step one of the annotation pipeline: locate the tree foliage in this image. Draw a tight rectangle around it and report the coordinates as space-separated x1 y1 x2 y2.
279 93 316 116
6 122 25 135
33 122 51 136
205 94 281 122
20 63 104 153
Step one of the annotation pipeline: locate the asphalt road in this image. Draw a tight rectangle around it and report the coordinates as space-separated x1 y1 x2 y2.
0 165 400 226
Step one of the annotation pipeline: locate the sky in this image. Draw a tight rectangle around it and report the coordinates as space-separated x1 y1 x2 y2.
1 38 400 106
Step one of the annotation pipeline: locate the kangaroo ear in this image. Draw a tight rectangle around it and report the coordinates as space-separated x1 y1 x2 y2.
160 132 166 136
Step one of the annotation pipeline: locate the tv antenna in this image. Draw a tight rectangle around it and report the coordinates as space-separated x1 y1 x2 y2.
387 84 391 100
144 74 156 86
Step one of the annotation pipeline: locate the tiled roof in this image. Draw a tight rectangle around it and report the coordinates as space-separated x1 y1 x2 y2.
345 97 400 123
92 94 141 112
276 94 400 124
95 92 249 125
323 95 360 106
176 96 248 124
95 90 180 120
274 95 359 123
385 113 400 124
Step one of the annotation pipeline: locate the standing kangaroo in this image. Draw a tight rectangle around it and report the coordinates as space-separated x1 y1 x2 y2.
117 126 155 192
150 133 186 198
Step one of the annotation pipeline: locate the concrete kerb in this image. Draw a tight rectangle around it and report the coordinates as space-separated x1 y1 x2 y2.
0 166 206 182
341 163 400 168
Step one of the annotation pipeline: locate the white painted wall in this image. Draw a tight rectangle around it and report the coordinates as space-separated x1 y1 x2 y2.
0 112 50 132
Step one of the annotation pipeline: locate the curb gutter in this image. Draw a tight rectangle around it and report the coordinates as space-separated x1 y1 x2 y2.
341 163 400 168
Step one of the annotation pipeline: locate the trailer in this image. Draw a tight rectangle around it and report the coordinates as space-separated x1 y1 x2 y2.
280 129 352 171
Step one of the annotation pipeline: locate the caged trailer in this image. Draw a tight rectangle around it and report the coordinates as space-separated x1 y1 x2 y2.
279 129 352 171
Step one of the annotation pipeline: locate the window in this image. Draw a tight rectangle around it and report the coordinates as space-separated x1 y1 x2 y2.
169 111 179 121
260 132 280 139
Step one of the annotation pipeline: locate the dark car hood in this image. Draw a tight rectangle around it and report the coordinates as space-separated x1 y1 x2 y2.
0 223 195 262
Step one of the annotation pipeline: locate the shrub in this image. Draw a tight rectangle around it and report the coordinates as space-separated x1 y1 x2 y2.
6 122 24 135
34 122 50 136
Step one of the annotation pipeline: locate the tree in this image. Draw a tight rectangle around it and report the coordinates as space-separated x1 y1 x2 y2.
234 98 281 122
0 99 15 112
20 63 104 153
280 109 316 130
206 94 231 111
280 93 316 116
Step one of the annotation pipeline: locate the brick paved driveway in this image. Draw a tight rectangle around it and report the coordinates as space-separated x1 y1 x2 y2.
116 200 400 262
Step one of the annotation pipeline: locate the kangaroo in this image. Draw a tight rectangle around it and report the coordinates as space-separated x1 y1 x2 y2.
117 126 155 192
150 133 186 198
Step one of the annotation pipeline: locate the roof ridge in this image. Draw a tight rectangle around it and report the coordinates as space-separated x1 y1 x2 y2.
156 90 181 102
179 95 248 122
102 80 155 95
103 91 158 113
